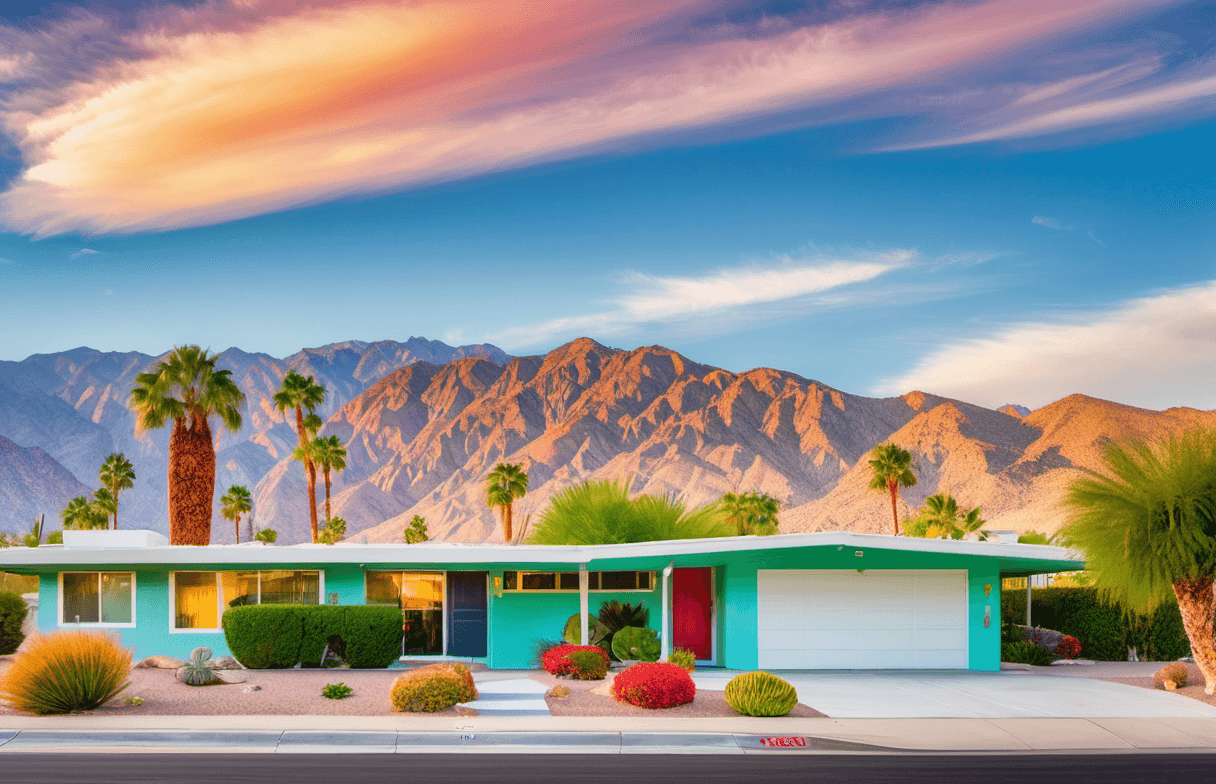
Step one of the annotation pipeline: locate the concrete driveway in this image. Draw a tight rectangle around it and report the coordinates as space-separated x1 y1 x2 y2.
690 668 1216 719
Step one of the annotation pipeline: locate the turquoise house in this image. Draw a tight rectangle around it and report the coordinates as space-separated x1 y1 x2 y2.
0 529 1081 670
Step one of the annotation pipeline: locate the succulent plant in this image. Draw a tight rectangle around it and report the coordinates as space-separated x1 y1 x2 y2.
724 671 799 717
610 626 660 662
562 614 609 646
175 647 221 687
322 682 353 699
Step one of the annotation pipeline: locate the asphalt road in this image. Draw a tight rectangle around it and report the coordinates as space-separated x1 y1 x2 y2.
2 753 1214 784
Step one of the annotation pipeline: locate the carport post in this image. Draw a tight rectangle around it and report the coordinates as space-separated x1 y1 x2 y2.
580 563 590 645
1026 578 1032 626
660 561 674 660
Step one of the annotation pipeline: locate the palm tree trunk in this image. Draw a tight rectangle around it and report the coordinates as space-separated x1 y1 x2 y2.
234 514 240 544
1173 578 1216 694
111 482 118 530
324 469 332 525
503 503 513 543
294 405 320 543
168 412 215 546
887 482 900 535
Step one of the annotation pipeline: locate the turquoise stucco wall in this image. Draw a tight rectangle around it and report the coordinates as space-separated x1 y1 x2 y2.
28 546 1013 669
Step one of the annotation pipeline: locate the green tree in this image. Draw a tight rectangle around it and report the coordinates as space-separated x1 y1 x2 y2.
318 515 346 545
867 443 917 535
61 496 105 531
719 491 780 536
529 479 731 545
1060 430 1216 693
485 462 529 542
309 435 347 525
129 345 245 546
97 453 135 530
403 514 429 544
274 372 326 543
91 488 117 529
905 493 987 540
220 485 253 544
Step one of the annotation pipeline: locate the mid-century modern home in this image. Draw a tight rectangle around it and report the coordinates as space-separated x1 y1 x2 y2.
0 529 1082 670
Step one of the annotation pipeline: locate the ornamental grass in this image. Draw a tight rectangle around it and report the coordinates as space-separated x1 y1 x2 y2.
0 630 132 715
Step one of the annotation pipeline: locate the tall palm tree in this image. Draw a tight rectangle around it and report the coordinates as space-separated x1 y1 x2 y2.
719 491 780 536
91 488 117 529
1060 430 1216 694
273 372 326 543
306 435 347 525
485 462 529 542
97 453 135 530
61 496 106 530
129 345 244 546
867 443 917 536
220 485 253 544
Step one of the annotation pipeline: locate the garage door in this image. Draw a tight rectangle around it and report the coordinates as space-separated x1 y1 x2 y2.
757 570 969 669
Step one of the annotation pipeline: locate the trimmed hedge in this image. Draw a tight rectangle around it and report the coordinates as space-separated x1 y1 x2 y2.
223 605 403 669
0 590 28 656
1001 587 1189 662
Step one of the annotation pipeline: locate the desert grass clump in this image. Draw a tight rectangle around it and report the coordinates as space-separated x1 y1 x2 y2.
0 630 131 715
724 671 799 717
1154 662 1189 691
667 647 696 672
390 663 477 712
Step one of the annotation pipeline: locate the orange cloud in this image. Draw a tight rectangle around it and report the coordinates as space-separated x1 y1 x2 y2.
0 0 1181 235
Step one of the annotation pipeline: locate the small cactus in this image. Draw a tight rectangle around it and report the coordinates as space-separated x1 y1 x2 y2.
176 647 221 687
724 671 798 717
1154 662 1188 691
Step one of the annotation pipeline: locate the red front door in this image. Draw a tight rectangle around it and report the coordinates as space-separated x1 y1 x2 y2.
673 567 713 660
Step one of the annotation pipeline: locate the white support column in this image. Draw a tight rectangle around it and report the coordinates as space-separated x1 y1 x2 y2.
1025 578 1032 627
660 561 674 660
579 564 590 646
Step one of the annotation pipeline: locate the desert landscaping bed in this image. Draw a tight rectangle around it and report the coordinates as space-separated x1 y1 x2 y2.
1096 663 1216 708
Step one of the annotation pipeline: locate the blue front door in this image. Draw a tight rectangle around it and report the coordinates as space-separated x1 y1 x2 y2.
446 571 488 657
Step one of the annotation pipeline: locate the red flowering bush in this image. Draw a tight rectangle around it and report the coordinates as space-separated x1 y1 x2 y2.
542 644 610 678
610 661 695 709
1055 635 1082 659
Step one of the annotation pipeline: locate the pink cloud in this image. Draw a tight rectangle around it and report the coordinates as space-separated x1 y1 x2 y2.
0 0 1191 235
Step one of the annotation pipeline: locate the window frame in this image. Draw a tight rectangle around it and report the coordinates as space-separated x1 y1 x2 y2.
57 571 137 628
168 570 325 633
501 570 655 593
363 570 447 657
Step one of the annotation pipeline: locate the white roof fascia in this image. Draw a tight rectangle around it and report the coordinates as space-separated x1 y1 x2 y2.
0 531 1083 569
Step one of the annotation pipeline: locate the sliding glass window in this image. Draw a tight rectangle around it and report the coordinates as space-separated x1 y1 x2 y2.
366 571 443 656
60 572 135 626
171 571 322 631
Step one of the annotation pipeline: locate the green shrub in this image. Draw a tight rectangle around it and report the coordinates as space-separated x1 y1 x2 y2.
1001 641 1054 666
0 630 131 714
1001 586 1189 661
390 663 477 712
322 683 353 700
176 646 221 686
223 605 306 669
724 671 798 717
667 648 696 672
611 626 660 662
0 590 28 655
254 528 277 543
567 650 609 680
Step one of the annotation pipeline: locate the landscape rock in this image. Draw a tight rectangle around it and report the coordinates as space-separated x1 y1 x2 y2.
243 684 261 693
216 670 248 684
208 655 244 670
135 655 187 669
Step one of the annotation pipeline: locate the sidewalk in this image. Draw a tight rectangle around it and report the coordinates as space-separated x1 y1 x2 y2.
5 715 1216 754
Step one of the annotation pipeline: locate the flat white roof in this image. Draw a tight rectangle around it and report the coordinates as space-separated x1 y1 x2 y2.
0 531 1083 570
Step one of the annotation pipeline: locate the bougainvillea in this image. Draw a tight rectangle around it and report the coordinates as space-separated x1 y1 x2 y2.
610 661 695 709
1055 635 1082 659
542 644 610 678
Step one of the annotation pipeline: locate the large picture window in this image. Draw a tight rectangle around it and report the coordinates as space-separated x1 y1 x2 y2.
171 570 322 631
60 572 135 626
501 571 653 592
366 571 443 656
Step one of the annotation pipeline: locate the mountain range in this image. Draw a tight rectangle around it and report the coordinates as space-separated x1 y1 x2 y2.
1 336 1212 544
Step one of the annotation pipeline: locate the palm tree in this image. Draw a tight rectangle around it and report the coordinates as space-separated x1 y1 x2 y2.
529 479 731 545
273 372 326 543
97 453 135 529
1060 430 1216 694
719 491 780 536
91 488 117 529
485 462 529 542
309 435 347 525
867 443 917 535
129 345 244 546
61 496 105 530
220 485 253 544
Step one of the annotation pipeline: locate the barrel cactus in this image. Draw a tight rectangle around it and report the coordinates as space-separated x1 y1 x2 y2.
176 647 221 687
611 626 660 662
724 671 798 716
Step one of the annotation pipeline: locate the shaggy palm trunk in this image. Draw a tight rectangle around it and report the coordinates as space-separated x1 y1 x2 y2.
503 503 513 543
324 469 332 525
1173 578 1216 694
294 406 319 543
168 413 215 546
234 514 241 544
888 482 900 535
111 483 118 530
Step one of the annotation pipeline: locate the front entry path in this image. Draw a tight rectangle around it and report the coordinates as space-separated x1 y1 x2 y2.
462 671 550 717
689 669 1216 719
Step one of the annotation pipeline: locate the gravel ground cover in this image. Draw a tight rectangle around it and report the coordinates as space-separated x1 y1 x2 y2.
1098 663 1216 709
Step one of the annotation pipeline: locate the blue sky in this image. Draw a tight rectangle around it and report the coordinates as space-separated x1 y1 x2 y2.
0 0 1213 410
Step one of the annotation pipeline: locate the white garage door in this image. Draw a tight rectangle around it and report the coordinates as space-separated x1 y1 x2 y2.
757 570 969 669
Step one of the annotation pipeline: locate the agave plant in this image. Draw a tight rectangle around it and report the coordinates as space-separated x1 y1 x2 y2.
176 647 221 686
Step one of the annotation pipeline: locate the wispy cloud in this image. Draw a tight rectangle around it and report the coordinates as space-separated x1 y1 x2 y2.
872 281 1216 410
491 251 913 348
69 248 99 259
0 0 1194 235
1031 216 1067 230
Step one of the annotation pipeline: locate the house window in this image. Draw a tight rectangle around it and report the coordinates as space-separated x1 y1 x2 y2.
366 571 444 656
60 572 135 626
170 570 322 631
501 571 653 592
